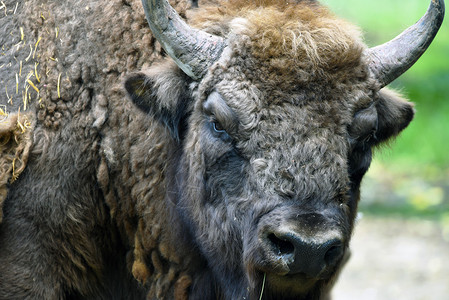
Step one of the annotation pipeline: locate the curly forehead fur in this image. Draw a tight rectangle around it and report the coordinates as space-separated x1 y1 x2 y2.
185 0 372 211
191 0 366 87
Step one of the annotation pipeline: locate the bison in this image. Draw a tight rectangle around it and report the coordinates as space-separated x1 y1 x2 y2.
0 0 444 299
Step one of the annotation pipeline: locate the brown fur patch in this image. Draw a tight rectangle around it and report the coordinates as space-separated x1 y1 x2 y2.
174 274 192 300
131 260 151 284
191 0 365 89
0 112 34 223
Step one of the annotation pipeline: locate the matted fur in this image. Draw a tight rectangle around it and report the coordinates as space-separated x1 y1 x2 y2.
0 113 33 223
1 0 193 298
0 0 416 299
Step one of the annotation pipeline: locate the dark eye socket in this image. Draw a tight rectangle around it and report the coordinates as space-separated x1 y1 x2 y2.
209 119 232 143
363 130 377 143
213 121 226 133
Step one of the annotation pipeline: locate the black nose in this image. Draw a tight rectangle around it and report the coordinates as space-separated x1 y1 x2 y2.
266 231 343 278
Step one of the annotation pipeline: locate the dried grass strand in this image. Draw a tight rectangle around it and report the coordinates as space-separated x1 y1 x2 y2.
259 273 266 300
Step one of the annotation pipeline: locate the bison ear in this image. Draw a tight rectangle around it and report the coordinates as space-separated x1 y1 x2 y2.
374 88 415 145
125 61 193 141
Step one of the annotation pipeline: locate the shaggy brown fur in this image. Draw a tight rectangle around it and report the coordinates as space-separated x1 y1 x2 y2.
1 0 193 298
0 0 417 299
192 0 364 72
0 112 33 222
123 0 414 299
124 1 414 299
189 0 368 105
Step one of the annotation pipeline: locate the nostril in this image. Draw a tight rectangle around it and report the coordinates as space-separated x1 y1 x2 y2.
324 240 343 266
267 233 295 257
261 229 344 277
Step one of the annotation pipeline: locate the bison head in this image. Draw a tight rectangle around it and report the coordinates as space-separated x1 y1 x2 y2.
125 0 444 299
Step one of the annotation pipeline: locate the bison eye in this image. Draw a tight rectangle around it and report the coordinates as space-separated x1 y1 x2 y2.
213 121 226 133
209 119 231 142
363 130 377 144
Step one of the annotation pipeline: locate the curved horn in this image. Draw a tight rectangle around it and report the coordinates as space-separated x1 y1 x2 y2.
365 0 445 87
141 0 226 80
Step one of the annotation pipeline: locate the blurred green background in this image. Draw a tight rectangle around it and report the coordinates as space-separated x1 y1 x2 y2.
322 0 449 234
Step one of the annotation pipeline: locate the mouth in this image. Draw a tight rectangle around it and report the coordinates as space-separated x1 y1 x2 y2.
247 254 341 299
268 272 317 292
253 272 321 300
